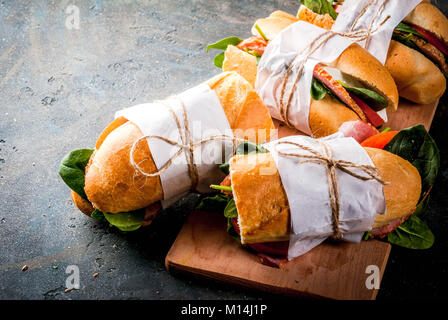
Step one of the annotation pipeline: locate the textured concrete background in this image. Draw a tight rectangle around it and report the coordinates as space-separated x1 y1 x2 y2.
0 0 447 300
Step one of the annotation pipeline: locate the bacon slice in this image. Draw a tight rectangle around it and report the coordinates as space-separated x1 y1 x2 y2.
338 120 379 143
370 210 414 239
313 64 367 122
257 254 288 268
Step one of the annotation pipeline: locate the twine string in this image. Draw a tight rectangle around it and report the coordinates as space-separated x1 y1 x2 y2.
277 0 390 128
129 97 243 192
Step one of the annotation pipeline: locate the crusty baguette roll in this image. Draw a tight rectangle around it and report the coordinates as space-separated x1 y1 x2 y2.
229 147 421 244
328 44 399 112
84 71 275 213
71 189 95 217
222 42 397 137
297 5 335 30
364 147 422 229
386 40 446 105
251 10 298 41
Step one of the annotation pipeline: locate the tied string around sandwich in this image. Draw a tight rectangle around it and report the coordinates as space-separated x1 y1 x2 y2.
129 97 243 192
274 140 388 240
277 0 390 128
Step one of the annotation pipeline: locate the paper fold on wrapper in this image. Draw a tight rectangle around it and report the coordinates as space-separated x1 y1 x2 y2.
115 84 234 208
264 135 386 260
333 0 422 64
256 21 354 135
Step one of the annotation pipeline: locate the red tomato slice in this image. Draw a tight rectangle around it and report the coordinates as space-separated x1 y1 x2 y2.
411 24 448 56
361 131 399 149
349 93 385 128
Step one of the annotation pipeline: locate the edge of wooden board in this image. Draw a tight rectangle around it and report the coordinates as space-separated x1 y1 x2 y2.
166 211 392 300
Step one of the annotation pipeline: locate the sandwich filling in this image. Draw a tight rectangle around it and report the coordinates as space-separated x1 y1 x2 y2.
392 22 448 77
297 2 448 78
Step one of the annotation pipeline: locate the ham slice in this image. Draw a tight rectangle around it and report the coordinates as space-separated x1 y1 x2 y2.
313 64 367 122
370 210 414 239
338 120 379 143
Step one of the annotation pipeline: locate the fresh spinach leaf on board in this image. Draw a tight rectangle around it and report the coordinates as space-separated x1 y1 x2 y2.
387 214 435 249
196 193 232 213
301 0 338 20
58 149 94 199
384 125 440 195
338 81 388 110
206 36 243 69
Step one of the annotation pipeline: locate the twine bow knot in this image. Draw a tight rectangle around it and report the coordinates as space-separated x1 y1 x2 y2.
129 97 242 192
274 140 388 239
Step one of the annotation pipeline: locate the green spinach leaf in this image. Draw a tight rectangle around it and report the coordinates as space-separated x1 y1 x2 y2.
223 198 238 219
384 125 440 195
394 23 424 39
91 209 106 221
206 36 243 52
58 149 94 199
103 210 145 232
387 214 435 249
311 78 331 101
213 52 225 68
338 81 388 110
196 193 232 213
207 36 243 69
301 0 338 20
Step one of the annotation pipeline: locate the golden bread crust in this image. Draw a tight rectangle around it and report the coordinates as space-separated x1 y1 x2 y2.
71 190 95 217
364 147 422 229
296 5 335 30
251 10 298 40
330 44 399 111
309 95 360 138
84 72 274 213
386 40 446 104
231 147 421 242
85 121 163 213
230 153 290 244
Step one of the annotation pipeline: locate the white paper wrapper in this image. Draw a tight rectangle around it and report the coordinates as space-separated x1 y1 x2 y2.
264 135 386 260
333 0 422 64
256 21 354 135
115 84 234 208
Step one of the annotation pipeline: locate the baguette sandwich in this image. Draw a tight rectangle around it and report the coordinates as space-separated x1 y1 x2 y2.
199 124 439 267
59 72 275 231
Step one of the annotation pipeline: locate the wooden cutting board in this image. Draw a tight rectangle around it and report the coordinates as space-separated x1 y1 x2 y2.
165 99 438 300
